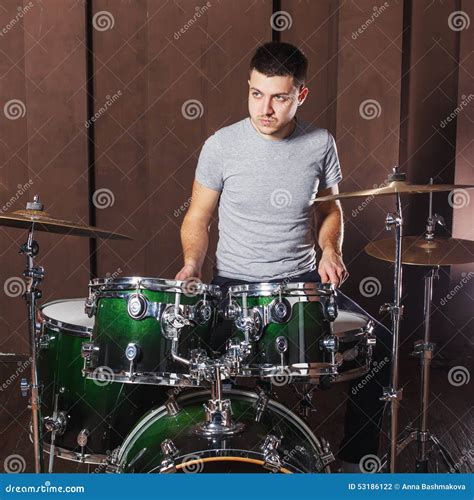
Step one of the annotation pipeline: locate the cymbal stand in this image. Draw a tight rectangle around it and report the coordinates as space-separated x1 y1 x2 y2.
20 195 45 473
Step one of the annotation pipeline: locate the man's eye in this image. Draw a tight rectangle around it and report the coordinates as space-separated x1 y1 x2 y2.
275 96 287 101
252 92 261 97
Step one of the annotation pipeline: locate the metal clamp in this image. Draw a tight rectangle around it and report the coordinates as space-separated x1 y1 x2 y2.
261 434 282 472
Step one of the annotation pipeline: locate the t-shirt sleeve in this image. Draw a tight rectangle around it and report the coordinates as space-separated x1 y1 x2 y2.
319 131 342 190
195 133 224 192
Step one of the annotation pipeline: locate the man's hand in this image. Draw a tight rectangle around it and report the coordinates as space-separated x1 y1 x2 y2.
318 248 349 287
175 263 201 281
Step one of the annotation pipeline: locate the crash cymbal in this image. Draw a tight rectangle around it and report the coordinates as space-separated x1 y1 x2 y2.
313 181 474 202
0 208 132 240
365 236 474 266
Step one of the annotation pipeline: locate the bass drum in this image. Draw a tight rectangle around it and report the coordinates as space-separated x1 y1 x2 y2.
116 389 332 473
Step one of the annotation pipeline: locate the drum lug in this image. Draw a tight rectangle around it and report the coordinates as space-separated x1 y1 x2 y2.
269 298 292 323
224 300 241 321
38 333 51 350
20 378 30 397
84 296 97 318
191 300 213 325
261 434 282 472
235 308 263 341
322 295 338 322
165 392 181 416
77 428 90 448
159 439 179 473
161 305 190 340
254 389 269 423
81 342 99 369
314 437 335 471
320 334 339 353
127 293 149 320
44 411 67 436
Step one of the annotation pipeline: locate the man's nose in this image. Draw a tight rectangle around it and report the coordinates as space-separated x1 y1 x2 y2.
261 97 274 116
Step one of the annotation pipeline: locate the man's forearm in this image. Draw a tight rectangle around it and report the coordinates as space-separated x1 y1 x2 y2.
180 215 209 271
316 204 344 254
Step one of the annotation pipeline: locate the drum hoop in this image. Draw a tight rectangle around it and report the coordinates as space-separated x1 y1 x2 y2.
228 282 334 297
117 388 321 465
40 299 92 336
89 277 221 297
172 455 293 473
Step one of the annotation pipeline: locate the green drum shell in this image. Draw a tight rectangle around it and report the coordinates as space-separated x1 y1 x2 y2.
230 288 335 381
38 299 166 463
88 281 219 385
117 389 328 473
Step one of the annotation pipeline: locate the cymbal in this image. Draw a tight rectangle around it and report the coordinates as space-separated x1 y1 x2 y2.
313 181 474 202
365 236 474 266
0 209 132 240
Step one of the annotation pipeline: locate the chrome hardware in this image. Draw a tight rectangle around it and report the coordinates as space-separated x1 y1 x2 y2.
38 334 51 350
77 428 90 447
234 308 263 341
224 338 251 375
275 336 288 354
322 295 338 322
315 437 335 471
20 378 29 397
269 298 291 323
255 390 269 423
193 300 212 325
165 393 181 416
44 412 67 436
26 195 44 211
261 434 281 472
224 300 240 320
321 334 339 353
84 296 96 318
127 293 148 320
125 343 140 362
161 305 190 339
159 439 179 473
81 342 99 360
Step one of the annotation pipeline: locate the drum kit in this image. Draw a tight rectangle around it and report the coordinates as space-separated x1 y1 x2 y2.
3 169 473 474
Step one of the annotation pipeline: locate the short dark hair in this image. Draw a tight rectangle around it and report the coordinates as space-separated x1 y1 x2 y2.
249 42 308 87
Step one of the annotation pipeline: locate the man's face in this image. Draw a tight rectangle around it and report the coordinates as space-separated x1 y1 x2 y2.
248 69 307 137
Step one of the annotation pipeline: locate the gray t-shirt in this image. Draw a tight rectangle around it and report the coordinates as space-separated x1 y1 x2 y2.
195 117 342 281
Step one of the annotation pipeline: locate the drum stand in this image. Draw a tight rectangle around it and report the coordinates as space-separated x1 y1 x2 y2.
19 196 45 473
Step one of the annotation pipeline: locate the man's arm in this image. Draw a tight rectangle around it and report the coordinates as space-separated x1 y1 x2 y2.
175 180 220 280
313 184 348 287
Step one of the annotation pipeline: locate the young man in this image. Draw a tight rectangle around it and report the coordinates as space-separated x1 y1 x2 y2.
176 42 391 472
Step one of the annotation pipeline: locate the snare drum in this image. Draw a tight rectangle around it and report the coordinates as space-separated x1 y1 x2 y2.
332 310 376 382
38 299 166 464
226 282 339 383
83 278 221 386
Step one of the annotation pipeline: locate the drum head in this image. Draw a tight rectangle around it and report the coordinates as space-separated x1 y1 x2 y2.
40 298 93 334
332 310 368 335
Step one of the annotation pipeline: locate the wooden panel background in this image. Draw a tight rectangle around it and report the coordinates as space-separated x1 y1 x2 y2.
0 0 471 364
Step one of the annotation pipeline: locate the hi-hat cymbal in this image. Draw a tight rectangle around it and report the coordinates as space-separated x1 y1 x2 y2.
0 209 132 240
313 181 474 202
365 236 474 266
